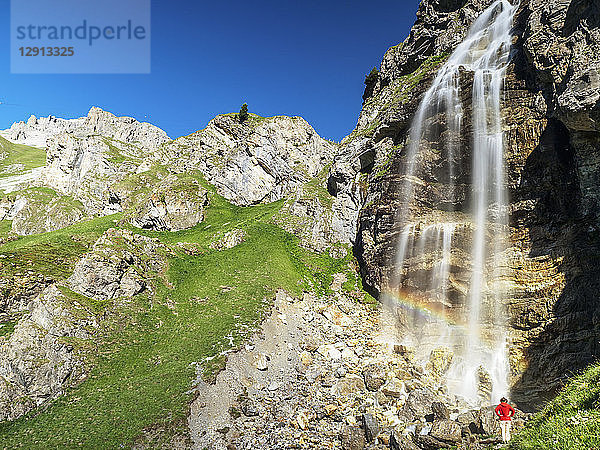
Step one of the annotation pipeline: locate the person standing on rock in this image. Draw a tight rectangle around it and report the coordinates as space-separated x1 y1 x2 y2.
495 397 516 443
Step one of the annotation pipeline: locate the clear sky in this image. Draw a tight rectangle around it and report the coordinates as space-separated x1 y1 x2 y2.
0 0 421 142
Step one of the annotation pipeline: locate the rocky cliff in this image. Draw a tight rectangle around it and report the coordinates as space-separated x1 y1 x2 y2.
335 0 600 407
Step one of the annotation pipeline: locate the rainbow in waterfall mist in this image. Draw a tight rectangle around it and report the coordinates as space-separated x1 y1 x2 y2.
382 0 518 405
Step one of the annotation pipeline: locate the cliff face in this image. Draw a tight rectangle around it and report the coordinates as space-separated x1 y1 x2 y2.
338 0 600 406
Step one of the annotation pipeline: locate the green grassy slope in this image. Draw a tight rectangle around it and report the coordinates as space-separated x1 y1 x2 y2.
0 136 46 177
0 174 360 448
510 362 600 450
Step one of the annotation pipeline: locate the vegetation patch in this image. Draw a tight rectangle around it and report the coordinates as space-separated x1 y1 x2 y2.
510 362 600 450
0 180 367 448
0 136 46 178
0 214 120 281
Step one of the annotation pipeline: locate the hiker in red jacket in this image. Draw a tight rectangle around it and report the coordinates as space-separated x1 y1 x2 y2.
495 397 516 442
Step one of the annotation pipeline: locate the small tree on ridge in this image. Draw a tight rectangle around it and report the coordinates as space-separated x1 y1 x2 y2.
239 103 249 123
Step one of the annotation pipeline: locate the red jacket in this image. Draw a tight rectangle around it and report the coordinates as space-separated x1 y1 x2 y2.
495 402 515 421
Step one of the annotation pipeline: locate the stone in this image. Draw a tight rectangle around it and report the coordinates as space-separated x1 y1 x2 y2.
317 344 342 360
210 229 246 250
296 411 309 430
360 413 380 443
413 434 451 449
335 366 347 378
160 114 337 207
331 374 366 398
324 404 338 416
362 363 387 391
381 377 406 398
297 350 313 372
341 424 366 450
425 348 453 379
121 174 209 232
429 419 462 443
322 304 353 327
267 381 281 391
399 389 437 422
390 430 420 450
252 353 269 371
477 366 493 401
0 228 168 422
431 402 450 421
476 406 501 436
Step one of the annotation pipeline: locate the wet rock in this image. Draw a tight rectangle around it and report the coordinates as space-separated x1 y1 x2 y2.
426 348 453 379
477 406 501 436
477 366 493 401
361 413 380 443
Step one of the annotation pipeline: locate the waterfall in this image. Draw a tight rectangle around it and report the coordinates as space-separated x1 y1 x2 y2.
385 0 517 404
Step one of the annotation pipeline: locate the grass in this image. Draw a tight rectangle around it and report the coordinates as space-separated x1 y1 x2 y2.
0 321 16 338
0 136 46 177
0 176 361 448
510 362 600 449
0 213 120 280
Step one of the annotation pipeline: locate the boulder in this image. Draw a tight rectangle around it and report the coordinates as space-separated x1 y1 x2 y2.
381 378 406 398
361 413 380 443
341 424 366 450
399 389 437 422
429 419 462 443
431 402 450 421
331 374 366 398
390 431 420 450
122 174 209 231
362 363 387 391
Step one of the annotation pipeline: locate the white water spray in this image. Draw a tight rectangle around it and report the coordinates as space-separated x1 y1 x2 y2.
386 0 517 404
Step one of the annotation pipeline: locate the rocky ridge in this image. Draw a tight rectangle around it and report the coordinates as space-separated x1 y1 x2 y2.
157 114 337 207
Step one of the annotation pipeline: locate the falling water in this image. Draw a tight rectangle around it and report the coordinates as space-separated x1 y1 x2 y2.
385 0 517 404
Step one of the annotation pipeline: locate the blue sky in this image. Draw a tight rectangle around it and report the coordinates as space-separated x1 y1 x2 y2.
0 0 421 141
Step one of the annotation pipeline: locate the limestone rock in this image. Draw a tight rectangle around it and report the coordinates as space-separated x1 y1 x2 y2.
8 190 86 236
381 377 406 398
431 402 450 421
390 431 420 450
209 229 246 250
360 413 380 443
331 374 366 398
362 363 387 391
158 114 336 207
429 419 462 443
121 174 209 231
341 424 366 450
399 389 437 422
